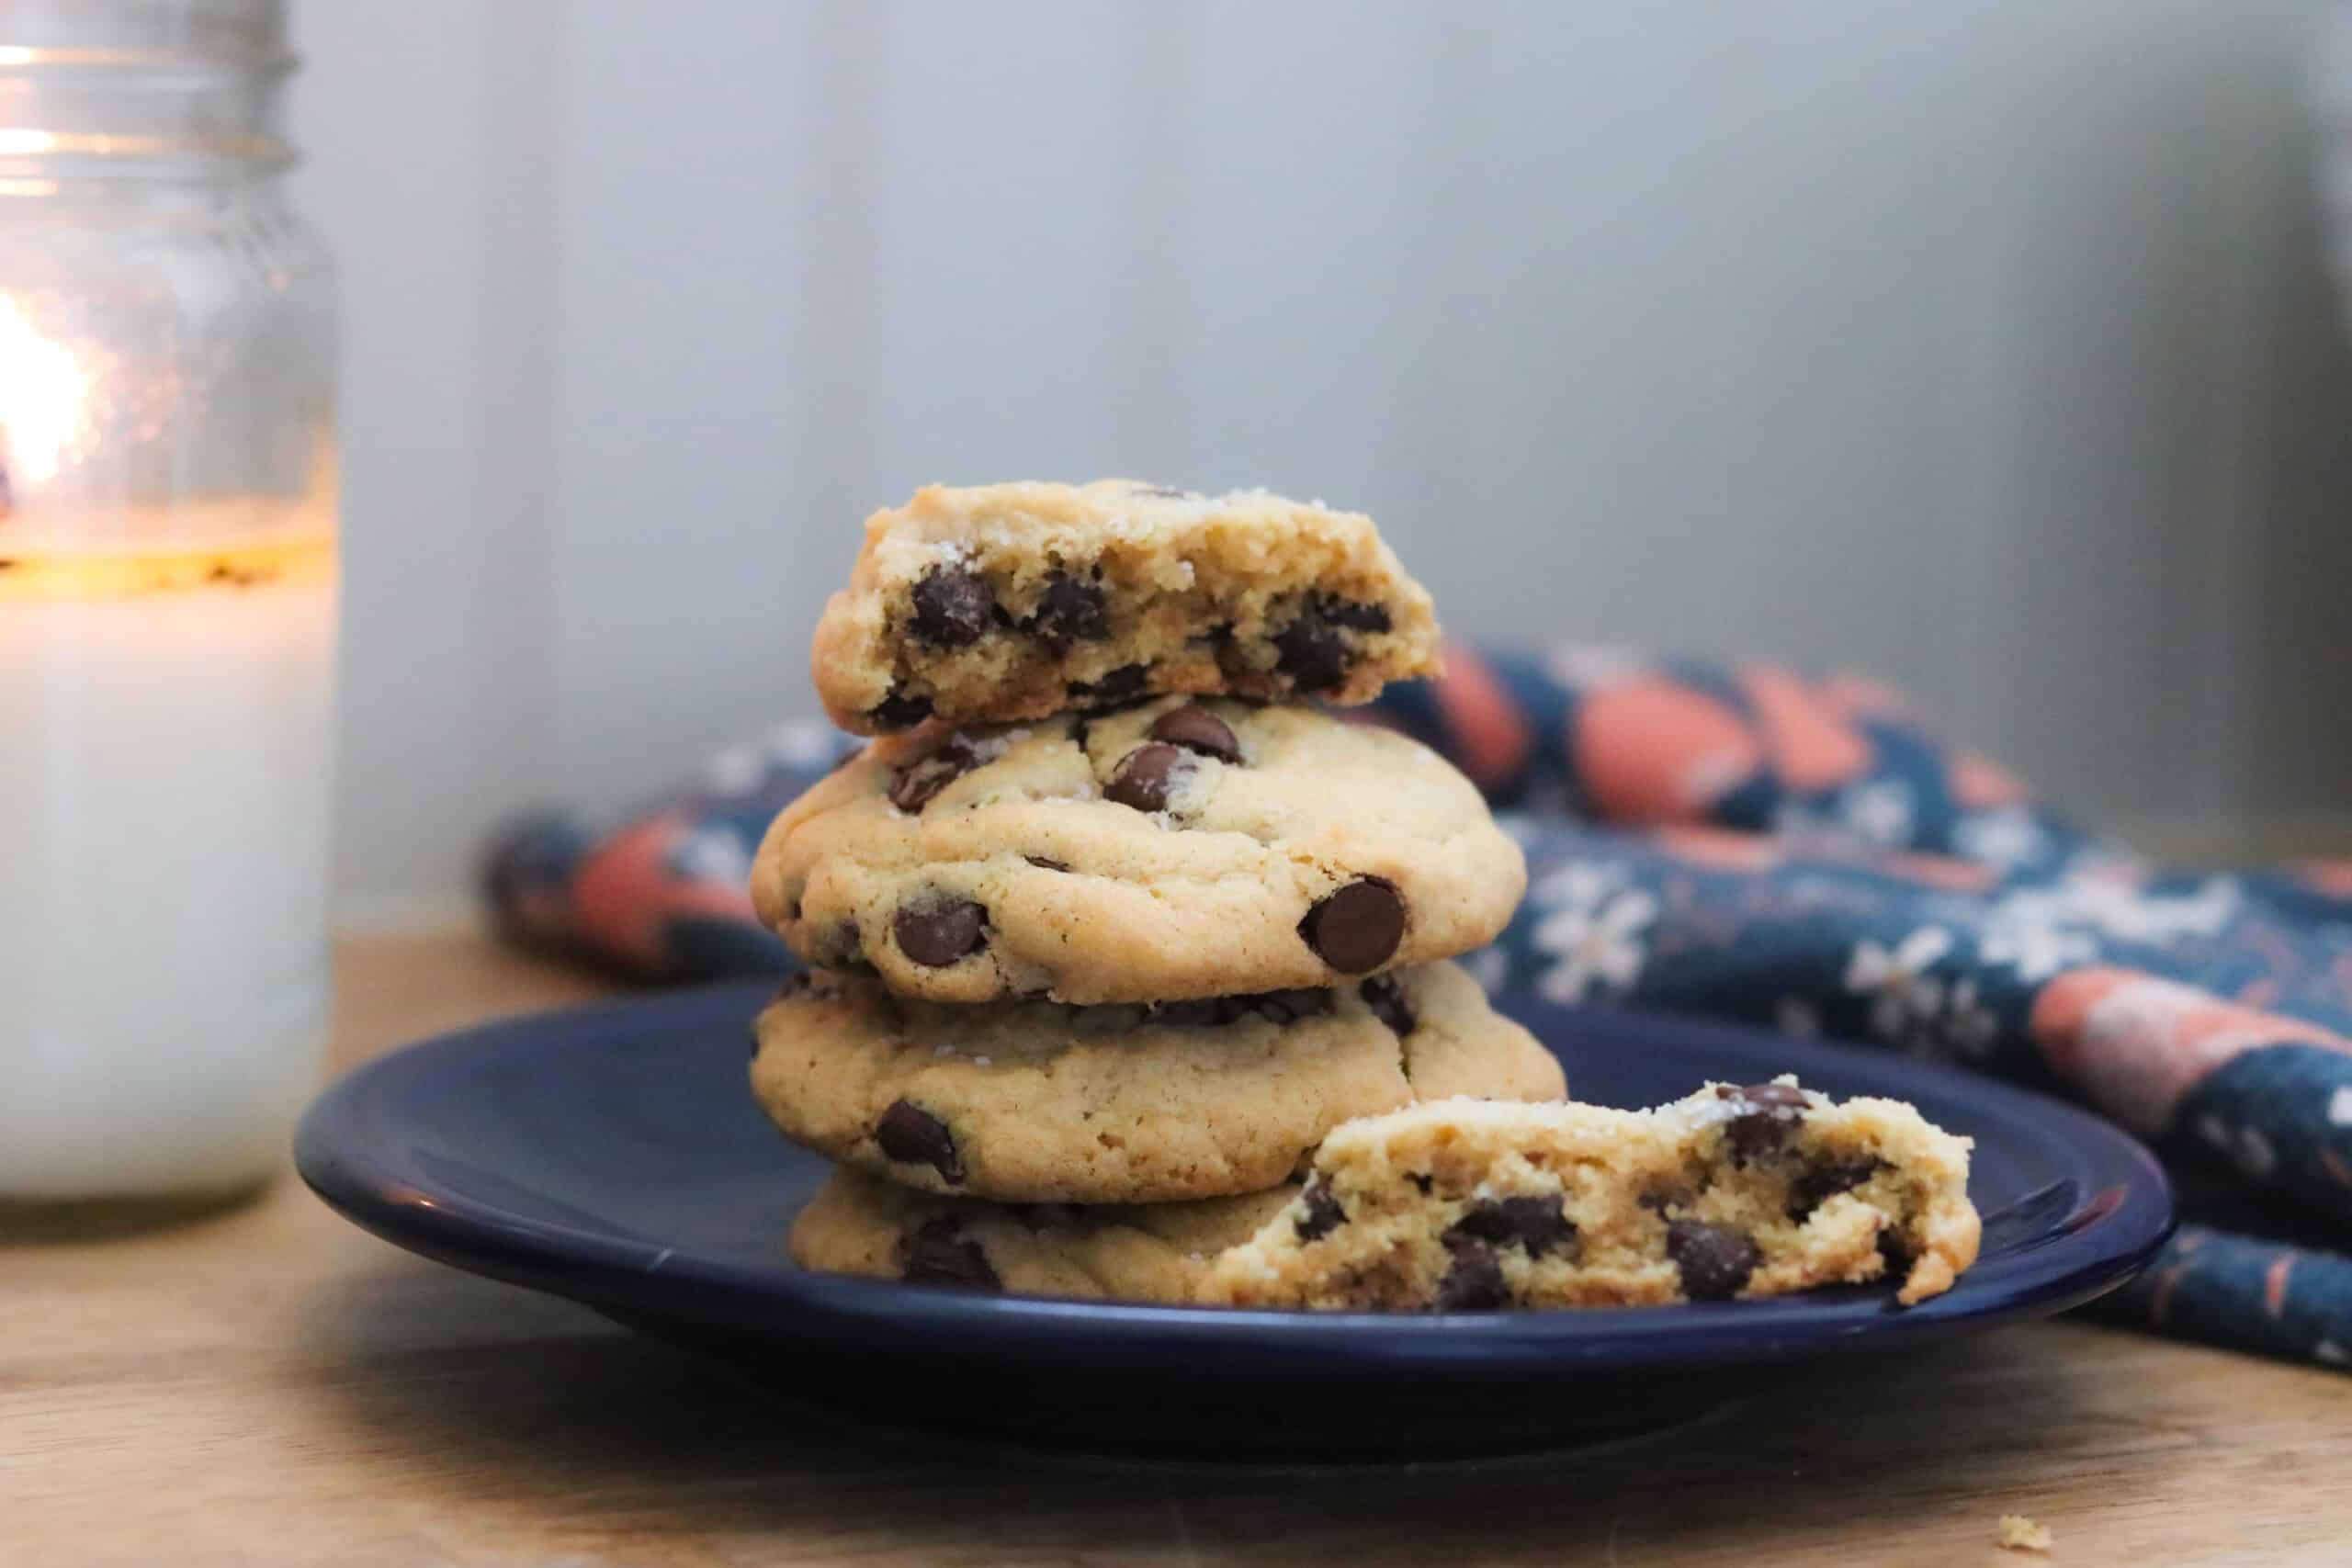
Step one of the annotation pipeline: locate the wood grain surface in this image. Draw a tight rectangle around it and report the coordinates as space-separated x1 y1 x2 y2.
3 932 2346 1566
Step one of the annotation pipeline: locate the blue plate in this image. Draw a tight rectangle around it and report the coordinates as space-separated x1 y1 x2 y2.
298 982 2172 1458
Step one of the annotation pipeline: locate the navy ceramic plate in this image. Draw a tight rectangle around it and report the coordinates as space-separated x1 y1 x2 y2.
298 982 2172 1458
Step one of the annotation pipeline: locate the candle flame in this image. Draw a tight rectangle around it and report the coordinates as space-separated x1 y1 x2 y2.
0 293 87 485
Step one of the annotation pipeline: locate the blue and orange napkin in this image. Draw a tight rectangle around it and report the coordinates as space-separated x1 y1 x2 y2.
486 646 2352 1371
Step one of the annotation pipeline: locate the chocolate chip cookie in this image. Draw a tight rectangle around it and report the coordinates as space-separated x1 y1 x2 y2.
1202 1078 1980 1310
749 961 1566 1203
790 1168 1295 1302
750 695 1524 1005
811 480 1442 734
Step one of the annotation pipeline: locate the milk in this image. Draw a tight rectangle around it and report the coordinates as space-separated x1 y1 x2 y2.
0 513 335 1200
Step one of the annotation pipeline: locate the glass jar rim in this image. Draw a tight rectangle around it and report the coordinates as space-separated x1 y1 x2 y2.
0 0 288 65
0 0 294 177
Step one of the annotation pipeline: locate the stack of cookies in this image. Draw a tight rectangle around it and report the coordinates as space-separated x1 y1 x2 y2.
749 480 1566 1302
752 479 1982 1311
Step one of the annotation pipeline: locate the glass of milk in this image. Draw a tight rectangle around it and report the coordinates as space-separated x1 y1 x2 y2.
0 0 338 1208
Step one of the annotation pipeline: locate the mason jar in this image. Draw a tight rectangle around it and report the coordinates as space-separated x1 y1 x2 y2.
0 0 337 1207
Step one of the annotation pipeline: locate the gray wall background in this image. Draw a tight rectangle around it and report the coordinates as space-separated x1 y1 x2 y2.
292 0 2352 922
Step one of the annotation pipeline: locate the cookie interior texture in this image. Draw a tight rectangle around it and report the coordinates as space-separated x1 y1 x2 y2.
1202 1081 1981 1311
748 961 1566 1204
812 480 1442 734
750 694 1525 1006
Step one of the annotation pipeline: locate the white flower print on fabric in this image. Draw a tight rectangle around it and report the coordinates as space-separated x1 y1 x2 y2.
2060 847 2156 886
1462 945 1510 997
1978 908 2099 983
1939 978 2001 1058
703 744 769 795
767 720 848 772
1951 806 2052 872
1838 779 1917 850
2062 874 2241 944
1844 926 1952 1041
1494 810 1544 851
1530 860 1627 915
1977 874 2242 963
672 825 752 886
1544 645 1650 691
1533 884 1659 1005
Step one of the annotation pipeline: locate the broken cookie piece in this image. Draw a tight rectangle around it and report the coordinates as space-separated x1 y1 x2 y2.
810 480 1442 734
1201 1079 1980 1311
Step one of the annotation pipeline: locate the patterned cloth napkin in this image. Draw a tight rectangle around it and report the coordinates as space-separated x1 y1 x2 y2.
485 646 2352 1371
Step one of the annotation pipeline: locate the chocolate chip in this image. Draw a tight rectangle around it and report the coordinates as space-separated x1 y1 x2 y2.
1318 596 1391 633
1299 878 1406 972
1447 1196 1578 1260
1725 1117 1797 1167
888 737 981 813
1722 1083 1812 1166
1408 1173 1434 1194
827 919 863 965
1023 855 1070 872
1069 662 1148 706
900 1216 998 1288
1787 1156 1884 1220
1433 1235 1510 1311
909 566 992 647
876 1100 965 1183
867 690 933 728
1106 742 1188 812
1667 1219 1761 1301
1359 975 1416 1036
894 898 988 966
1295 1181 1346 1242
1029 571 1107 650
1148 704 1240 762
1272 605 1350 692
1876 1227 1915 1280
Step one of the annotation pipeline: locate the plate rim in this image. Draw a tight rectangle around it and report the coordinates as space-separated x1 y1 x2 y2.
296 980 2177 1376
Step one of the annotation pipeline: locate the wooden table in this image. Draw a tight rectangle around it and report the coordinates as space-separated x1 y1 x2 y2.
6 933 2348 1566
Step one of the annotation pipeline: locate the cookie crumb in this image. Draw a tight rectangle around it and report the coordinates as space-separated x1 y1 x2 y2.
1996 1514 2052 1553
